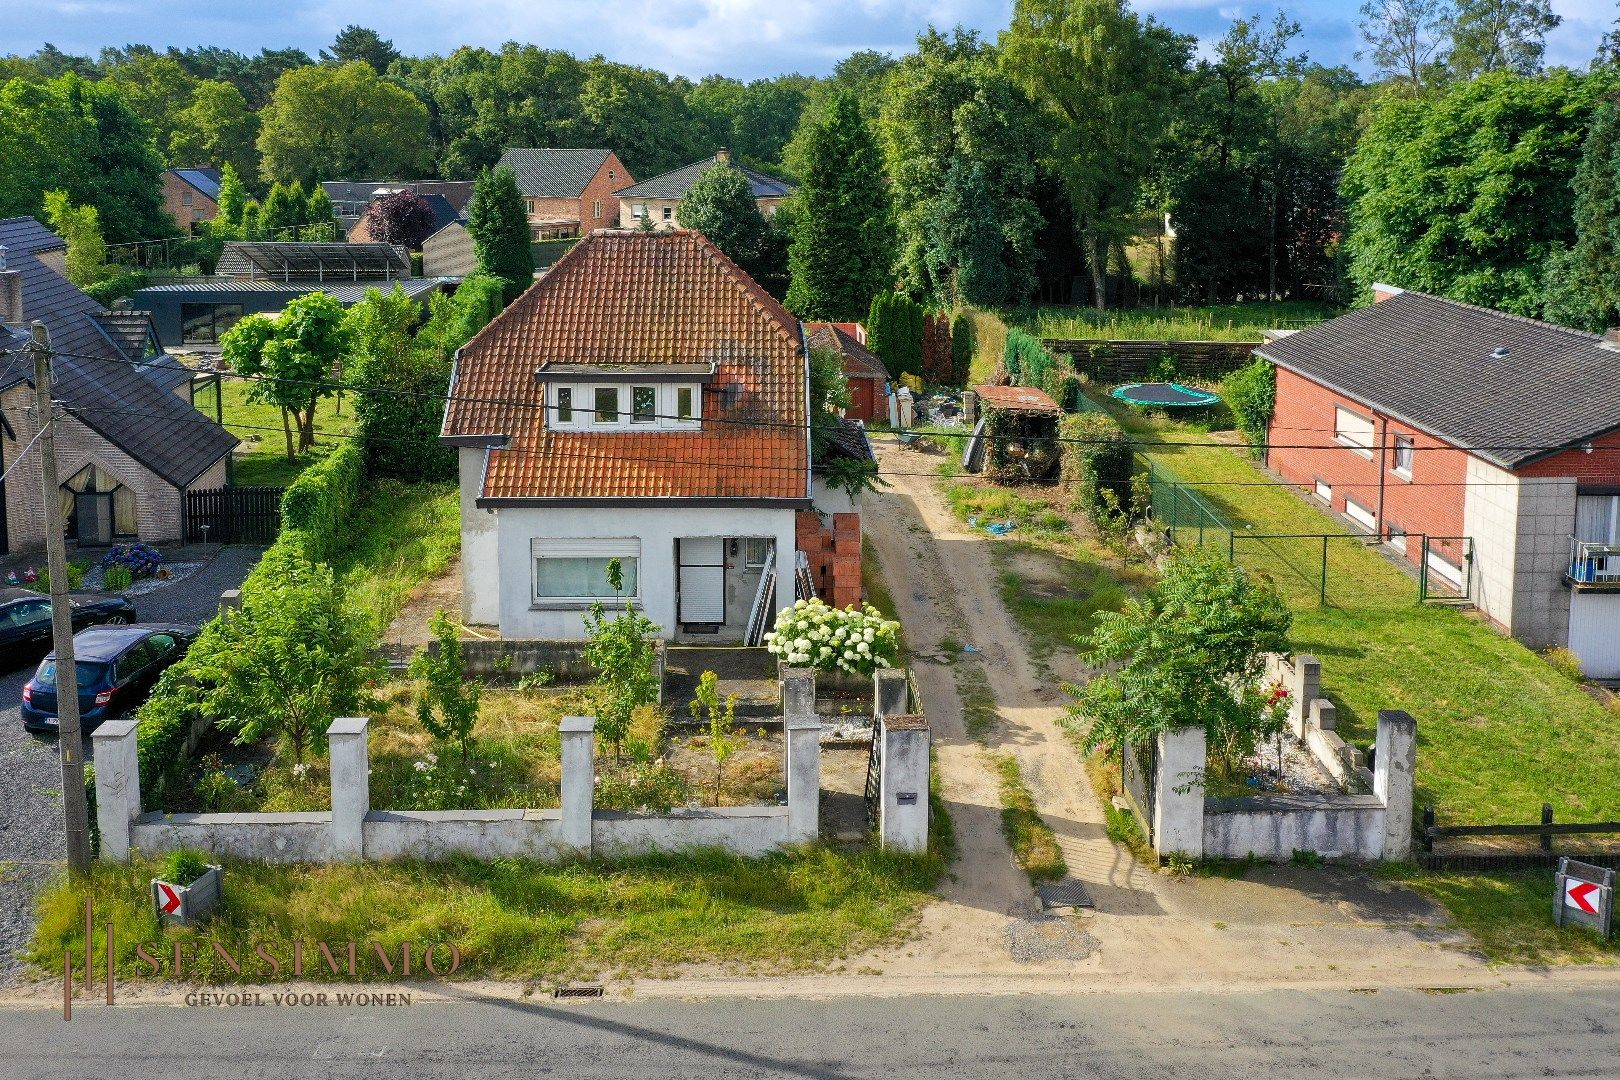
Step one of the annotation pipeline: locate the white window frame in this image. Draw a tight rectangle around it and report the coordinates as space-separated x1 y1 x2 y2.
676 385 697 422
1334 406 1375 458
632 203 646 218
743 538 773 570
1313 479 1333 503
592 199 602 219
1344 497 1376 532
554 386 573 425
661 206 673 221
531 539 642 605
1385 523 1408 553
1392 434 1414 479
630 385 657 424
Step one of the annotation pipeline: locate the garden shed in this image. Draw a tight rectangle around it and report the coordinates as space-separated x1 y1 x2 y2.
964 384 1061 480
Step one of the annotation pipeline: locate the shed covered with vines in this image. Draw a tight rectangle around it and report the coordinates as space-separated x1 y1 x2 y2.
964 384 1062 481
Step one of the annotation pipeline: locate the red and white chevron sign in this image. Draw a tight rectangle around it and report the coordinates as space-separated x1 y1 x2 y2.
1565 880 1602 916
156 882 182 916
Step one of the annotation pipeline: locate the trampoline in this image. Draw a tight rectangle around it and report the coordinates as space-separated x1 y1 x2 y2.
1110 382 1221 408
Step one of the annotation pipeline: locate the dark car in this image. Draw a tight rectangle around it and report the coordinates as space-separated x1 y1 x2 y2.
21 624 198 734
0 587 138 670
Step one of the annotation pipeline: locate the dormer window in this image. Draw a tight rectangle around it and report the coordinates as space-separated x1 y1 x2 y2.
677 387 695 421
594 387 620 424
632 386 656 423
555 387 573 423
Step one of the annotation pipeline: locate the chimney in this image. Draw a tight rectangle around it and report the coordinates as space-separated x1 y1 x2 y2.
714 148 731 164
1370 282 1404 303
0 246 22 327
1601 328 1620 353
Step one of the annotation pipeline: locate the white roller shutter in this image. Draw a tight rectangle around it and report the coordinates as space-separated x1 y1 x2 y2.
678 538 726 623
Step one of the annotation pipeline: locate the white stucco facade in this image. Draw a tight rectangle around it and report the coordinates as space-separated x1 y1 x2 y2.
463 498 798 640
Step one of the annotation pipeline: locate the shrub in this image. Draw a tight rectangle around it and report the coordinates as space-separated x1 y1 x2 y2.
868 292 925 379
84 270 149 307
949 310 974 386
765 598 900 676
1222 358 1276 457
102 566 134 592
279 442 365 562
34 561 89 593
1061 412 1134 523
408 610 482 760
581 559 660 761
99 542 163 578
690 670 741 806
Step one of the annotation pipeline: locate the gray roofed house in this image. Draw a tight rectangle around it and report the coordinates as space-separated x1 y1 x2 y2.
320 180 476 230
1255 288 1620 471
496 149 633 241
0 217 238 553
172 168 222 201
498 149 614 198
612 150 794 231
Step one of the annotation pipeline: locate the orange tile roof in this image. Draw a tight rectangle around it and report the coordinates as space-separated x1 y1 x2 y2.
973 383 1060 414
443 230 809 502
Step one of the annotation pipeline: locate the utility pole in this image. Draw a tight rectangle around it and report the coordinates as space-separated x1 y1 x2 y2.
30 322 91 876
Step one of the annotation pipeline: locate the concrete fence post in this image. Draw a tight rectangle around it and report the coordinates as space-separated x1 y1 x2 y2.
1290 655 1320 738
559 716 596 856
217 589 242 616
327 717 370 860
89 717 141 861
879 716 930 853
1374 710 1418 861
1153 725 1206 861
780 667 816 718
647 636 667 705
781 668 820 844
872 668 909 720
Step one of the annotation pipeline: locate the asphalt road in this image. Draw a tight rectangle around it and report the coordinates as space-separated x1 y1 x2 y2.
0 546 260 983
2 986 1616 1078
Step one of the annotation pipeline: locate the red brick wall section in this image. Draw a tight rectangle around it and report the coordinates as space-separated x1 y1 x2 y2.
846 378 880 421
581 153 632 234
796 510 864 608
162 173 218 232
1516 426 1620 486
1267 366 1468 567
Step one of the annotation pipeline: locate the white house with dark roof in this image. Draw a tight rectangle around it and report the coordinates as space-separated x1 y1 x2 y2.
0 218 237 553
613 150 795 230
1259 286 1620 678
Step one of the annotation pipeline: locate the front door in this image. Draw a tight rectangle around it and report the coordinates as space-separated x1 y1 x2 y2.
677 538 725 625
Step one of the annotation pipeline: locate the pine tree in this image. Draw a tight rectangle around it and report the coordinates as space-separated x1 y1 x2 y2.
215 162 248 228
785 92 895 321
468 166 536 302
1545 98 1620 331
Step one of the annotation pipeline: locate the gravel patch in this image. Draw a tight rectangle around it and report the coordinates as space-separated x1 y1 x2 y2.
1003 914 1099 963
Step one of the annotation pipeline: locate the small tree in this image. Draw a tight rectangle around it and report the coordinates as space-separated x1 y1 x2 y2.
467 165 535 302
409 610 482 761
867 291 924 379
581 559 660 760
215 163 248 229
364 190 437 248
1222 357 1276 457
304 185 338 238
676 164 770 278
1069 548 1292 777
223 292 351 458
690 669 741 806
205 549 377 765
41 191 111 287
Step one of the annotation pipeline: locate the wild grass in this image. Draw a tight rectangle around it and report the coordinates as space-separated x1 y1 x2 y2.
956 663 998 744
992 754 1066 883
214 379 358 488
862 534 907 658
28 845 945 984
990 543 1144 664
332 480 460 635
1382 867 1620 966
941 480 1071 544
1012 301 1336 343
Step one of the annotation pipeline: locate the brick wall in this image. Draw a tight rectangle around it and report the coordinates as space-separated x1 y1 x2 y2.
1516 426 1620 486
162 173 218 234
796 510 862 609
1267 366 1468 569
581 153 630 235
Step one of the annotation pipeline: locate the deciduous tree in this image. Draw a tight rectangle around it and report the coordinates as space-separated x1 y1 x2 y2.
1447 0 1560 78
256 61 430 186
363 190 437 248
1357 0 1455 88
677 164 771 278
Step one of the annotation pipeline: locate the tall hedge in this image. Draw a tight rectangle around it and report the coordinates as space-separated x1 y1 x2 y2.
868 291 925 379
1222 357 1276 458
1005 328 1078 410
949 311 974 385
279 441 366 562
1061 412 1134 521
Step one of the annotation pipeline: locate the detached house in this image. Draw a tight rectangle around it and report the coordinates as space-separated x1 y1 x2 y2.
1260 286 1620 678
443 229 863 642
614 150 794 231
162 168 222 235
0 218 236 552
496 149 633 241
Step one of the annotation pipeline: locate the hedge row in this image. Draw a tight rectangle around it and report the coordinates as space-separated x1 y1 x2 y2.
1005 328 1079 412
110 442 367 809
1061 412 1134 521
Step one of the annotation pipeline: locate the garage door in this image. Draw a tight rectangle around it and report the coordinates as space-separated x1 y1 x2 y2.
678 538 725 624
1569 592 1620 680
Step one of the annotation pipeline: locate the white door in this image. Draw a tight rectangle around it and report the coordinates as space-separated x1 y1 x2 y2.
1568 593 1620 680
678 538 725 624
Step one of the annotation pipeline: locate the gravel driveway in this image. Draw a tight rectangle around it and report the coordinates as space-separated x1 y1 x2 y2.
0 544 262 985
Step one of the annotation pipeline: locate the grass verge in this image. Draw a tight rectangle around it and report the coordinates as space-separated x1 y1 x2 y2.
28 846 945 984
1081 752 1156 867
862 534 907 658
1011 300 1335 343
992 754 1066 883
1383 867 1620 966
956 663 997 744
332 480 459 635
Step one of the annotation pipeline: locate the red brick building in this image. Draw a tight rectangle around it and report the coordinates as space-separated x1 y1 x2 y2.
162 169 221 235
1259 286 1620 676
495 149 633 240
806 322 889 422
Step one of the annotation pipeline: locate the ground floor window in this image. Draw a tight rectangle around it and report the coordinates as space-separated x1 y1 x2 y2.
1344 498 1376 531
743 538 773 570
1385 523 1408 554
61 463 137 541
180 303 244 345
531 539 640 603
1313 479 1332 503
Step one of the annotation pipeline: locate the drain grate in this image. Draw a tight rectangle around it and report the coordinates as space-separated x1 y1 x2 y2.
1036 880 1095 910
553 984 605 999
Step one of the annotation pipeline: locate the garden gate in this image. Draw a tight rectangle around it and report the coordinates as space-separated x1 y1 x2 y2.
183 486 284 545
1121 739 1158 843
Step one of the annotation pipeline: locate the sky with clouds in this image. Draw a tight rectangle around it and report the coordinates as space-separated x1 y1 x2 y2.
14 0 1618 81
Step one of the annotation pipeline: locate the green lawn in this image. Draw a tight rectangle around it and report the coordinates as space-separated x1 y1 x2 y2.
1011 301 1336 343
993 754 1066 883
1383 867 1620 967
1087 388 1620 827
29 846 943 984
214 379 359 488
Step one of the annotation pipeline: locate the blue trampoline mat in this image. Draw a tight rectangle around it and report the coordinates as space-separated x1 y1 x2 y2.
1110 382 1221 407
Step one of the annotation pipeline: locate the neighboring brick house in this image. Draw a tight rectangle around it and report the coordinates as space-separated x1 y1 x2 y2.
495 149 632 241
806 322 889 422
614 150 794 230
0 218 236 554
1259 286 1620 677
163 168 222 235
441 229 864 641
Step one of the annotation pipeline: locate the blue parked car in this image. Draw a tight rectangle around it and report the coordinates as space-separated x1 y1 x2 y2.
21 624 198 734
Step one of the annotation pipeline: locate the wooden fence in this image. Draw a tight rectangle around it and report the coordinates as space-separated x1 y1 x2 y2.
183 485 284 545
1417 803 1620 872
1042 339 1258 383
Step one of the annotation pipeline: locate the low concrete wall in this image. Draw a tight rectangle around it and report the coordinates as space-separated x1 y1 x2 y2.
363 809 568 861
130 812 333 863
593 807 791 857
1203 794 1387 860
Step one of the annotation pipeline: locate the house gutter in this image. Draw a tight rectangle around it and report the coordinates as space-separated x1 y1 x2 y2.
800 322 813 502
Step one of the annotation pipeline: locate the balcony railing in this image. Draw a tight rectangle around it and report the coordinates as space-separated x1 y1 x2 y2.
1568 536 1620 585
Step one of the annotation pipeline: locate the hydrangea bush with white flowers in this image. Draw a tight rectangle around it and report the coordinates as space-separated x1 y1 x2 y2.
764 598 900 676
